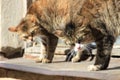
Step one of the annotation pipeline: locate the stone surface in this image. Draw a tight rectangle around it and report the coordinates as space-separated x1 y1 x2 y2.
0 55 120 80
0 78 20 80
0 68 95 80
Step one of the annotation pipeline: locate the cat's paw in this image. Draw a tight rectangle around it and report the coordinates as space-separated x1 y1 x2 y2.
71 57 80 62
35 58 42 63
35 53 51 63
88 65 101 71
35 58 50 63
42 58 51 63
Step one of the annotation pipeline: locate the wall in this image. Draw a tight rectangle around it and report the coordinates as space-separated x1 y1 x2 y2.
0 0 27 56
0 0 1 48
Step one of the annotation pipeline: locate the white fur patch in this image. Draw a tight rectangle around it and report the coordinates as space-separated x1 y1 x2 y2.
74 43 84 51
39 53 48 60
88 65 100 71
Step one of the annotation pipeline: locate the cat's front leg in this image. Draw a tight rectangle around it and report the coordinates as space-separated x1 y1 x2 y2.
36 34 58 63
88 35 115 71
35 36 50 63
71 50 82 62
47 34 58 62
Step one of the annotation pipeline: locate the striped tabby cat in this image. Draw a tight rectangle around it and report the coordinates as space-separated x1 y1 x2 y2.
9 0 120 71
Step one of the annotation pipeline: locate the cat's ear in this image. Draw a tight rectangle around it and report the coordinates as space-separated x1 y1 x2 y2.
8 27 18 32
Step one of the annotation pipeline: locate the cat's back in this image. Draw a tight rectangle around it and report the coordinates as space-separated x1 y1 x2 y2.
27 0 84 16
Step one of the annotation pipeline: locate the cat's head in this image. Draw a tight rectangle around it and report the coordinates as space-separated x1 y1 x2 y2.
9 14 41 41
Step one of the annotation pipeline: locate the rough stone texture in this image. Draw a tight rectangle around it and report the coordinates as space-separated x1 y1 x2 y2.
0 68 95 80
0 0 27 57
0 78 20 80
1 56 120 80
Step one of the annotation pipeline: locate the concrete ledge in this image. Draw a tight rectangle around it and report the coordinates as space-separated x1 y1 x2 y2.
0 55 120 80
0 68 95 80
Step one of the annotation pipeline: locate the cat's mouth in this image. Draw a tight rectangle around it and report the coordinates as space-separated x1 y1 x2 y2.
20 34 34 42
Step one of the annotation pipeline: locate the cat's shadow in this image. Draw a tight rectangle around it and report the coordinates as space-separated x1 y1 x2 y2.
107 66 120 70
51 59 120 71
52 60 66 63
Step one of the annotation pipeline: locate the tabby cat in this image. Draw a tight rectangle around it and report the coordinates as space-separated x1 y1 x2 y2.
9 0 120 71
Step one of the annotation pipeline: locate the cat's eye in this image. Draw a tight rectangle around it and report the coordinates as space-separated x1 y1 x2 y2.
23 36 28 39
22 25 28 31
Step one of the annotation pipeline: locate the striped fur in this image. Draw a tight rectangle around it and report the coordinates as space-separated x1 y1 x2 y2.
9 0 120 71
